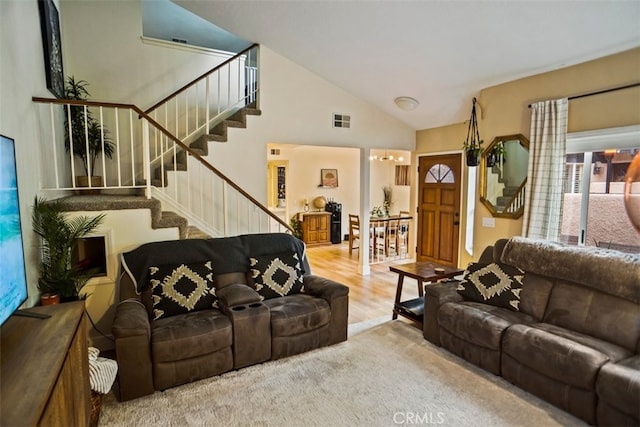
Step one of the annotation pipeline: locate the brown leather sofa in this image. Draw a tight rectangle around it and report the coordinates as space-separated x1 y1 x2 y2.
112 233 349 401
423 237 640 425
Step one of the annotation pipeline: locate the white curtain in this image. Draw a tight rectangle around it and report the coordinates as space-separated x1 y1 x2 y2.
522 98 569 240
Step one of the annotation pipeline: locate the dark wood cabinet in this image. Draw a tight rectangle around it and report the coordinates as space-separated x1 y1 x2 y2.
1 301 90 426
301 212 331 246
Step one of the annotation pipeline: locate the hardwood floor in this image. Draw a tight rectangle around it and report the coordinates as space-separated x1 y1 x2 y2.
305 242 421 326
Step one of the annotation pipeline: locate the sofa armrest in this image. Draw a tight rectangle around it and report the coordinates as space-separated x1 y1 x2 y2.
217 284 262 308
423 281 463 346
111 299 154 401
304 275 349 345
303 275 349 302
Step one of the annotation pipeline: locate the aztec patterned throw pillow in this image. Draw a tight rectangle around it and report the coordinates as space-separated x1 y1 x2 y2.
249 252 305 300
456 262 524 311
149 261 218 320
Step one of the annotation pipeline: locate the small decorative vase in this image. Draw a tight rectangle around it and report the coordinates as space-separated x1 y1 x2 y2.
40 293 60 306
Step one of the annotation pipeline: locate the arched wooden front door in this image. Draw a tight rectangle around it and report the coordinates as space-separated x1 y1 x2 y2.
416 153 461 266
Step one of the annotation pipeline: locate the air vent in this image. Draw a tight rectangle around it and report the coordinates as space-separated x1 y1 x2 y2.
171 38 188 44
333 113 350 129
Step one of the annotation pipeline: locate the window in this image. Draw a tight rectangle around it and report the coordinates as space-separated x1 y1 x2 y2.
395 165 410 186
425 164 454 183
561 126 640 253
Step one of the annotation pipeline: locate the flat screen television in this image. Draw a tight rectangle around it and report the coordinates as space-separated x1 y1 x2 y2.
0 135 28 326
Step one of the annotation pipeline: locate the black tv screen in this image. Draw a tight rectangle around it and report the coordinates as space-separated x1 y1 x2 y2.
0 135 28 326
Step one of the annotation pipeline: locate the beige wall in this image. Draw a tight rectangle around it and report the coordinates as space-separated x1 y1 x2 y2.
417 47 640 266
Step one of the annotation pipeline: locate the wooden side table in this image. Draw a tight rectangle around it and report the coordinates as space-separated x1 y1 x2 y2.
390 262 463 324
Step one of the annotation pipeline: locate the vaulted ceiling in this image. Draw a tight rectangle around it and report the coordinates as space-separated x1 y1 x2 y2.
170 1 640 130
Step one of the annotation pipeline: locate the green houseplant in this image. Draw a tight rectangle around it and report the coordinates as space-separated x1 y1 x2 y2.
32 196 106 301
486 142 506 167
462 97 483 166
64 76 115 188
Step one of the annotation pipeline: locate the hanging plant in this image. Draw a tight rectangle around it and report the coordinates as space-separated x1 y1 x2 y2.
462 97 483 167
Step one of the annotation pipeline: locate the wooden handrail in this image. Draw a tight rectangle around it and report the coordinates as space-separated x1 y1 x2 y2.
32 95 293 233
144 43 259 114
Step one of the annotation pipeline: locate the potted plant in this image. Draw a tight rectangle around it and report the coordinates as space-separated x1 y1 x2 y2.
289 215 303 239
462 97 483 166
64 76 115 190
463 139 484 167
32 196 106 302
486 142 506 167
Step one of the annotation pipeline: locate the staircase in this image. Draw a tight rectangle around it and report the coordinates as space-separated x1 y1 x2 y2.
53 195 207 239
485 164 526 215
496 185 519 211
32 44 292 239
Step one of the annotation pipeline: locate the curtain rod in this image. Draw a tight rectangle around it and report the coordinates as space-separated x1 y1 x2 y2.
527 82 640 108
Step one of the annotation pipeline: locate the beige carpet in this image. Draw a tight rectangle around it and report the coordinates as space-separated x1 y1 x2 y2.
99 319 585 426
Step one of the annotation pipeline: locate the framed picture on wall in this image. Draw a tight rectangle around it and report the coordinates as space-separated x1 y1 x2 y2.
38 0 64 98
321 169 338 188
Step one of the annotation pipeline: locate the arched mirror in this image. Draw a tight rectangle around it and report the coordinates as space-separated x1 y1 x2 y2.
480 134 529 218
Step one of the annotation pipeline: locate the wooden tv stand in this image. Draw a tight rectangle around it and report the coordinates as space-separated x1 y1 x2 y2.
0 301 90 426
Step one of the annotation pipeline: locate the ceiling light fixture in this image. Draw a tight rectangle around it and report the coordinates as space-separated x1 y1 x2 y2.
394 96 419 111
369 152 404 162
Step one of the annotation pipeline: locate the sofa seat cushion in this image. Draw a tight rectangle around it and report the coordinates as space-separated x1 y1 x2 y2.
596 355 640 421
264 294 330 337
502 323 619 390
438 301 535 350
152 309 232 363
533 323 632 362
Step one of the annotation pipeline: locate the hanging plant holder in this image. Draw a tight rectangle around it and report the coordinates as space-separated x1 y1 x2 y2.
462 97 483 167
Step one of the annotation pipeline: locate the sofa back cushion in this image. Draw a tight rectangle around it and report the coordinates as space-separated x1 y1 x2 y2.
120 233 309 295
518 273 553 321
501 237 640 303
544 281 640 352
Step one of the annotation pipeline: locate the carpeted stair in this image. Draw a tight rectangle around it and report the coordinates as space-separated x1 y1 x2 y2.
56 195 209 240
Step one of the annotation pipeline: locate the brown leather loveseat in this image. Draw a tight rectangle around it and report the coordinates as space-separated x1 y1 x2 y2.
423 237 640 425
112 233 349 401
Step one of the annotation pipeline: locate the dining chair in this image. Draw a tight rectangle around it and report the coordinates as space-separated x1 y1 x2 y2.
396 217 410 258
348 214 360 255
385 217 400 257
370 218 387 261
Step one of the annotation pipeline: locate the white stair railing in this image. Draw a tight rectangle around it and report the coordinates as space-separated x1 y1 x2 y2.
144 44 259 147
32 77 293 236
504 179 527 215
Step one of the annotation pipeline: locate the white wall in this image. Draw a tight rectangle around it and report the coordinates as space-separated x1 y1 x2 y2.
0 0 57 307
59 0 232 108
